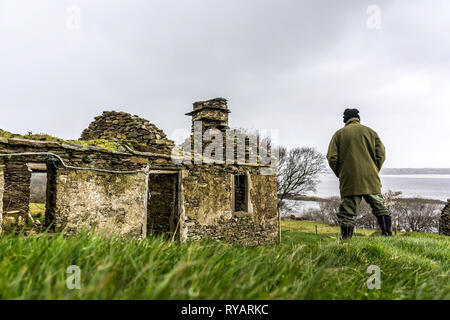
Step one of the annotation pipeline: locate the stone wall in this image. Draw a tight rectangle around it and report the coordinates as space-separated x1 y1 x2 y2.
440 199 450 236
182 166 233 225
80 111 175 155
183 212 276 246
0 137 179 238
180 165 277 245
3 163 31 214
52 169 147 237
0 165 4 234
249 174 278 222
0 137 163 171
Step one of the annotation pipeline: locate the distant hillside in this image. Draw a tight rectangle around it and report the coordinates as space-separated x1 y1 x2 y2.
380 168 450 175
323 168 450 175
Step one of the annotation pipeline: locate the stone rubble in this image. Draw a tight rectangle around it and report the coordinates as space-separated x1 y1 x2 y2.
81 111 174 155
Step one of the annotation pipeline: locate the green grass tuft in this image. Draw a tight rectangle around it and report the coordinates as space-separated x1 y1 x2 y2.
0 220 448 299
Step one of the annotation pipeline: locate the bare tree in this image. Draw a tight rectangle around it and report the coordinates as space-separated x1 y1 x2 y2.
318 197 340 225
230 128 326 210
229 128 326 211
393 199 440 233
295 190 441 234
276 146 326 210
355 201 378 229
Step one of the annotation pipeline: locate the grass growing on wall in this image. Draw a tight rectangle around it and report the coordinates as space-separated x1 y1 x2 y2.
65 139 122 151
0 129 63 142
0 220 448 300
0 129 143 152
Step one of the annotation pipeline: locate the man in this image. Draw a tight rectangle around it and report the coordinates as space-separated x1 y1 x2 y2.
327 108 392 239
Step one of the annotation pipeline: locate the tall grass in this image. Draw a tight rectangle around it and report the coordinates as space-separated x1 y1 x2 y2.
0 220 448 299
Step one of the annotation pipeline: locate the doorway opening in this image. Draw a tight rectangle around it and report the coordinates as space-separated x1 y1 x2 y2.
147 172 179 237
2 161 56 233
29 163 47 226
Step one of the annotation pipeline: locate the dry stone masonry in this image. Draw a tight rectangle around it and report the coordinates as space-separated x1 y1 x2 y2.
0 98 278 245
81 111 175 155
439 199 450 236
186 98 230 134
181 165 277 245
3 163 31 214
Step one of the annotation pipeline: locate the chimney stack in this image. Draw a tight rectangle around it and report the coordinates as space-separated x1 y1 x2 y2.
185 98 231 162
185 97 230 135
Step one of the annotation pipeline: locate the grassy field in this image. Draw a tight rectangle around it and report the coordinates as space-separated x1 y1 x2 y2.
0 217 448 300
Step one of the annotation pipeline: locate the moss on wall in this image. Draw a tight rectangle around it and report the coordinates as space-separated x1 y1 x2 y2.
0 129 138 152
0 138 162 171
80 111 175 155
0 129 63 142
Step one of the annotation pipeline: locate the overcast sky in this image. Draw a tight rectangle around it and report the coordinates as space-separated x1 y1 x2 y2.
0 0 449 168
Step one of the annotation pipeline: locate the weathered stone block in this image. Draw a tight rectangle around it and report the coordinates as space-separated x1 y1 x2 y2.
130 157 149 164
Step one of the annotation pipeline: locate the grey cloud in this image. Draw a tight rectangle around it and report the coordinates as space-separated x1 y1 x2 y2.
0 0 449 167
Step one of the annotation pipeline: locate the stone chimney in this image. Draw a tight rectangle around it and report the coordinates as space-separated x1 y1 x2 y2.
185 97 230 135
185 98 231 162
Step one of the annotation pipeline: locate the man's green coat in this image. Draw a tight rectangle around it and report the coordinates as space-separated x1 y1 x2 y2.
327 118 386 197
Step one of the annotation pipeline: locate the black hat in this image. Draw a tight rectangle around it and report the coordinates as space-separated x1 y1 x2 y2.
343 108 360 123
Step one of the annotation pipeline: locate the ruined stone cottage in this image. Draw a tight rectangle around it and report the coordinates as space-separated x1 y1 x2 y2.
0 98 278 245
